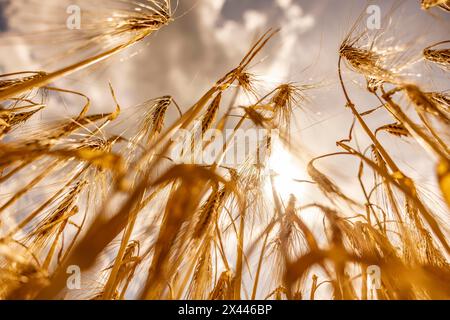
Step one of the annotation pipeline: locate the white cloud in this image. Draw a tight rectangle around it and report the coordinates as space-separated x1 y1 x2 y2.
202 0 315 86
243 10 268 30
276 0 292 9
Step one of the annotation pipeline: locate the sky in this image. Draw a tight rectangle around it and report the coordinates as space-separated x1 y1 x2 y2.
0 0 449 201
0 0 449 299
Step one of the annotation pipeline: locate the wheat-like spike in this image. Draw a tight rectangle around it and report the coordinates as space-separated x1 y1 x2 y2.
339 43 399 88
375 123 410 137
0 72 48 95
424 48 450 67
421 0 450 11
151 96 172 136
403 84 450 124
0 106 44 137
236 71 258 98
201 92 222 134
266 195 310 289
105 240 141 299
193 188 226 239
270 83 306 138
440 2 450 10
424 41 450 69
209 270 234 300
271 84 304 111
307 161 359 206
25 181 86 251
242 106 272 128
187 238 213 300
426 92 450 113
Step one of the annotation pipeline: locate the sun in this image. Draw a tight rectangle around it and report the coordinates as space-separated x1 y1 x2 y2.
265 142 309 202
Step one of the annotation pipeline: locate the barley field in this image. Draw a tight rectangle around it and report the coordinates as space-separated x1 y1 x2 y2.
0 0 449 300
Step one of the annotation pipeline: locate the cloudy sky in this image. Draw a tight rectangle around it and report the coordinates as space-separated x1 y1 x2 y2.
0 0 449 299
0 0 449 198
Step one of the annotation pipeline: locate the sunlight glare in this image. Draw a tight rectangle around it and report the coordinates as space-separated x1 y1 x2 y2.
266 142 309 202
